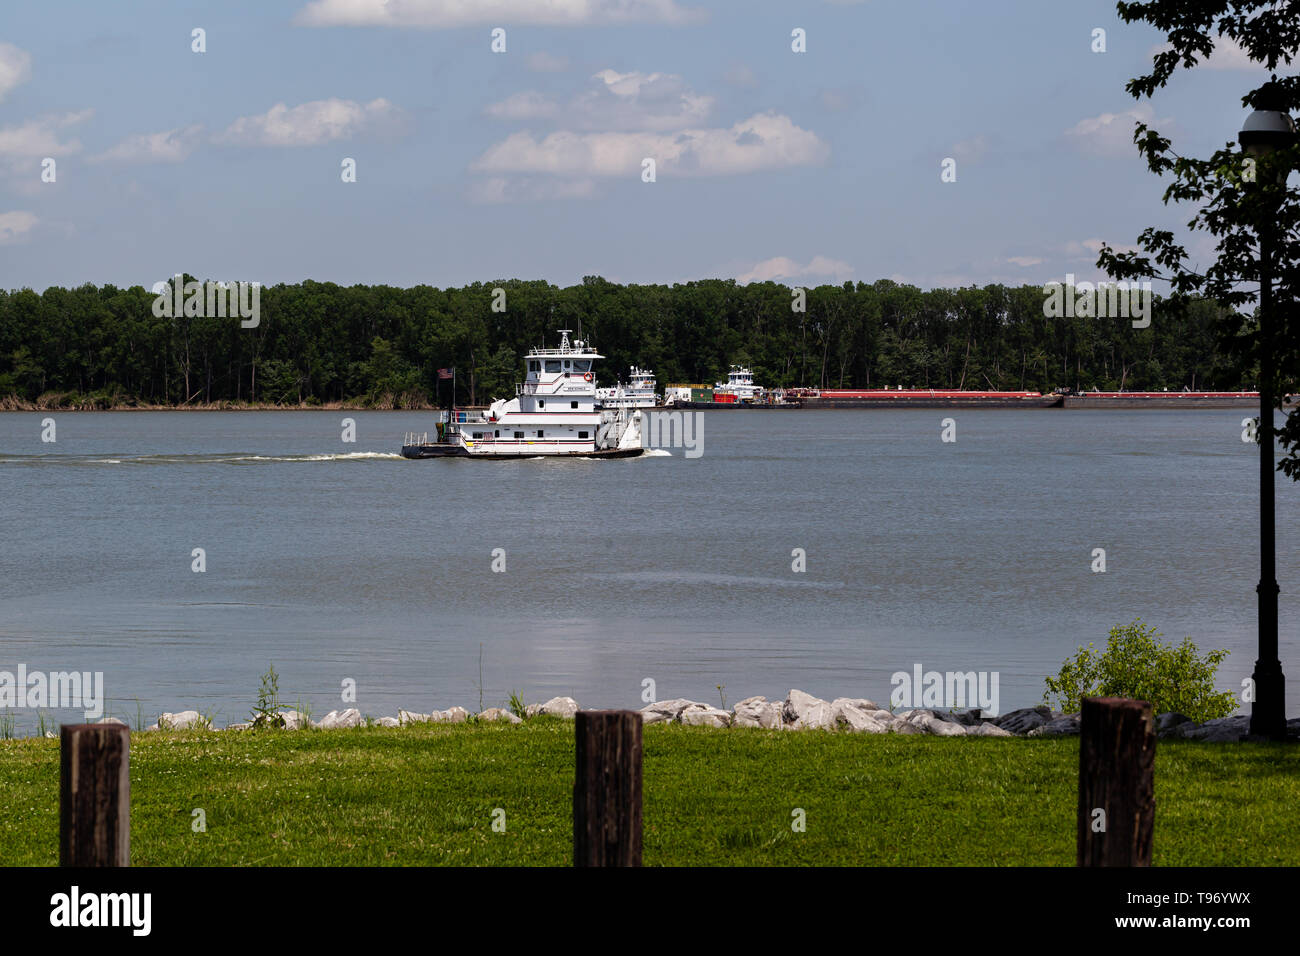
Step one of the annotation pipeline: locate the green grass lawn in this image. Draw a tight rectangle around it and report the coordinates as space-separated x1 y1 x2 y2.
1 719 1295 866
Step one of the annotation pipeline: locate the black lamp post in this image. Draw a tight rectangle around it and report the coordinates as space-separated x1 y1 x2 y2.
1238 92 1295 741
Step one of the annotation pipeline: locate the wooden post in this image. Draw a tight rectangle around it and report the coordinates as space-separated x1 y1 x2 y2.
60 723 130 867
573 710 642 867
1077 697 1155 867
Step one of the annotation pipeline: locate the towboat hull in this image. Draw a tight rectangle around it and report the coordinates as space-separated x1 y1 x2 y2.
401 443 643 460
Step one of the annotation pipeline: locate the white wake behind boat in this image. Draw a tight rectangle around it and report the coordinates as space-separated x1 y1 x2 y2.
401 330 644 459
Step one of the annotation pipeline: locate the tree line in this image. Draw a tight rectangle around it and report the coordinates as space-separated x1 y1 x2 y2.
0 276 1242 408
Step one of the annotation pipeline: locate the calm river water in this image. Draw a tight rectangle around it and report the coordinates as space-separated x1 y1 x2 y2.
0 408 1296 731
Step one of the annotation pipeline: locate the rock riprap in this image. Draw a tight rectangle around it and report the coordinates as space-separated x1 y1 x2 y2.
119 692 1293 741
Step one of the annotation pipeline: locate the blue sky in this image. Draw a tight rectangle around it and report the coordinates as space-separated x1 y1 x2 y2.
0 0 1280 292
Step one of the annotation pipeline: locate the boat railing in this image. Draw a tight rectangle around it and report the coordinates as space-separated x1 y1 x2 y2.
403 431 430 446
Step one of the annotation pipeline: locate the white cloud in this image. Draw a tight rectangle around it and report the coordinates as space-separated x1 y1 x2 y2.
216 98 404 147
487 71 714 131
90 124 205 164
736 255 853 284
295 0 700 28
527 52 570 73
0 43 32 102
473 111 828 177
1064 103 1164 157
467 176 598 203
0 210 38 244
0 111 91 177
1150 34 1266 71
1005 256 1044 268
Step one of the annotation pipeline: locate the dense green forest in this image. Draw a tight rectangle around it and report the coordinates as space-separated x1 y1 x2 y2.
0 277 1241 408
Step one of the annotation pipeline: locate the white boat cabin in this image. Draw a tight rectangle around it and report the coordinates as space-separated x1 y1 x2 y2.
442 330 641 455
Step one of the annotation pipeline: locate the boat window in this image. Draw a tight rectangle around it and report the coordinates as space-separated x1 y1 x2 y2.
579 431 589 439
564 360 571 369
494 430 499 438
573 360 591 373
528 360 540 373
537 430 544 438
545 360 561 373
538 399 545 408
571 401 578 409
514 431 523 439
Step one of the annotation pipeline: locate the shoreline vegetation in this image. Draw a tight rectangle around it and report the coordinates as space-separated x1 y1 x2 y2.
0 393 438 411
0 279 1248 413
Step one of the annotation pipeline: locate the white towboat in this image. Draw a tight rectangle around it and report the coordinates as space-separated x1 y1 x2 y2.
595 366 658 409
401 330 644 459
714 365 763 401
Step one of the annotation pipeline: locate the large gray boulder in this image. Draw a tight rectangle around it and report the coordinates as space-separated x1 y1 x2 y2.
783 689 837 730
831 699 892 734
679 703 732 728
888 718 923 735
1156 712 1193 738
732 696 784 729
899 710 968 736
944 709 987 727
373 716 400 728
639 698 701 724
400 706 468 724
1179 715 1249 742
968 721 1015 737
525 696 579 719
151 710 206 731
993 705 1052 736
478 707 523 724
278 710 311 730
1028 712 1081 737
316 708 362 729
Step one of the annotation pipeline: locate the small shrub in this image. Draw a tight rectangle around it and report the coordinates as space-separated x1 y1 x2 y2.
508 691 527 720
250 664 286 729
1044 619 1236 722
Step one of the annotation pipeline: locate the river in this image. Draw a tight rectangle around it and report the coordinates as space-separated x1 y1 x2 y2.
0 408 1295 731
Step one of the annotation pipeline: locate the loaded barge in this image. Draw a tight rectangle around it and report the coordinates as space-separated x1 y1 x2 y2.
1060 390 1261 408
789 388 1063 408
681 387 1269 409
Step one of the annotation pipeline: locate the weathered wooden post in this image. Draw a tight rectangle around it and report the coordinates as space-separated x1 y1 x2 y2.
573 710 642 867
60 723 130 867
1077 697 1155 867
